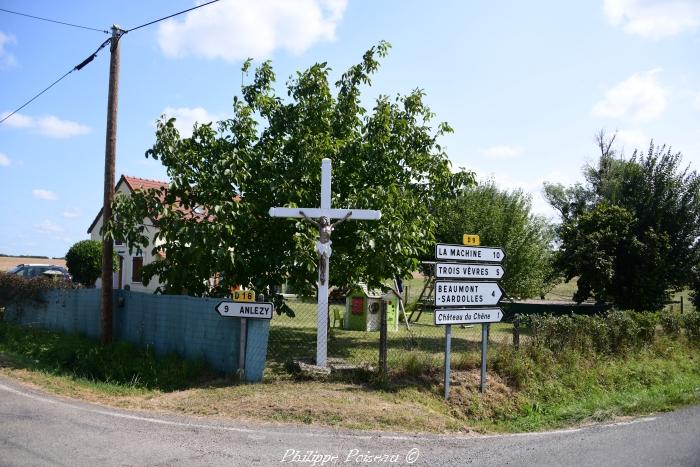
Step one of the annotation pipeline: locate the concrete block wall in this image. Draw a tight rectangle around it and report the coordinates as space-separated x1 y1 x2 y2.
4 289 270 382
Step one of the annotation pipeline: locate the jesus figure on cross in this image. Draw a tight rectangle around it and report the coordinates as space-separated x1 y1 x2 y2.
299 211 352 285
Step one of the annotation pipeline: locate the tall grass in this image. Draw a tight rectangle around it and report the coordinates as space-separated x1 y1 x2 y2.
0 322 215 391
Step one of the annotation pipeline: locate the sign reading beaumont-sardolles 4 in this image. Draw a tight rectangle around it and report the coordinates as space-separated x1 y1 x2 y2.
435 262 504 280
435 243 505 263
434 307 503 325
216 301 274 319
434 281 503 306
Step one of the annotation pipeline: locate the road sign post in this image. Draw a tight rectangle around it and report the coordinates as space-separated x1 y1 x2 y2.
433 242 505 398
444 323 452 400
215 297 273 380
480 324 489 393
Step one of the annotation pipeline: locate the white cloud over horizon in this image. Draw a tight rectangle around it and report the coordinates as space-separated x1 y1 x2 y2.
604 0 700 39
34 219 64 235
479 145 523 160
62 208 81 219
160 106 222 138
1 112 91 138
0 31 17 69
592 70 668 122
0 152 10 167
157 0 347 62
33 189 58 201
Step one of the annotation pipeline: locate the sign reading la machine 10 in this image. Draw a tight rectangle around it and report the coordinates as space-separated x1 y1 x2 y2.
434 243 505 325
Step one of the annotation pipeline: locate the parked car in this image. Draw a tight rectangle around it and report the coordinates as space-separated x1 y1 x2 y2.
8 264 72 281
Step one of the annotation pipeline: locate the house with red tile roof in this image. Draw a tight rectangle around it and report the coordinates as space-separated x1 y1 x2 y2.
87 175 168 293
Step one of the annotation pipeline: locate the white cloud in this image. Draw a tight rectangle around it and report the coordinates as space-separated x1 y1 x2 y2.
62 208 81 219
615 129 649 150
33 189 58 201
694 92 700 110
161 106 221 138
34 220 64 234
604 0 700 39
479 145 523 160
0 152 10 166
0 31 17 69
157 0 347 61
0 112 90 138
36 116 91 138
0 112 33 128
592 70 668 122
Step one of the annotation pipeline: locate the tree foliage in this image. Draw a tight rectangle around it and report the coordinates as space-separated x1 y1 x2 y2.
435 181 556 299
65 240 117 287
544 132 700 311
108 42 475 314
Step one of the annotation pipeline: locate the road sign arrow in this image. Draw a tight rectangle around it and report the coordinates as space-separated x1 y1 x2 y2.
435 243 505 263
434 307 503 325
215 301 274 319
434 281 503 307
435 262 505 280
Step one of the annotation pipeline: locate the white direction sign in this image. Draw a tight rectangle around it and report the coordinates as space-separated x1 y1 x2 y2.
216 301 274 319
435 262 504 280
434 281 503 306
435 243 505 263
434 307 503 325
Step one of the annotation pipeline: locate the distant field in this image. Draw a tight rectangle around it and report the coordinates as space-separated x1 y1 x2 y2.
0 256 66 271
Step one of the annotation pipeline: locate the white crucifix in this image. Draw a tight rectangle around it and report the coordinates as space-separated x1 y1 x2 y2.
269 158 381 367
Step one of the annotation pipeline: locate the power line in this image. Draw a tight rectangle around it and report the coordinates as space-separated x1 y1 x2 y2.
1 0 222 122
125 0 220 32
0 7 108 34
0 38 111 125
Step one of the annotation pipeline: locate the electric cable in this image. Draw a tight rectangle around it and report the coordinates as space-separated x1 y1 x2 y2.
125 0 220 33
0 7 108 34
0 38 111 125
1 0 222 122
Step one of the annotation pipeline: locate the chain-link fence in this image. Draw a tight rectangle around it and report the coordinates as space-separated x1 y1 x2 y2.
267 273 515 374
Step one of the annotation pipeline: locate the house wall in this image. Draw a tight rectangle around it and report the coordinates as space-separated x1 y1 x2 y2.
90 183 163 293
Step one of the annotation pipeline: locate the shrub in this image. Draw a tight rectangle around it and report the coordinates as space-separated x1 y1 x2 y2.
683 311 700 344
660 312 682 337
65 240 117 287
526 310 657 355
0 272 79 309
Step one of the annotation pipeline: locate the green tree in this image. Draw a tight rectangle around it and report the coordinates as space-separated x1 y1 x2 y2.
65 240 117 287
108 42 475 314
545 132 700 311
435 181 556 299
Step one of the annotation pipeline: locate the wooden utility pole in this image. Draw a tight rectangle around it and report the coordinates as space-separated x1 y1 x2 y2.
100 25 123 345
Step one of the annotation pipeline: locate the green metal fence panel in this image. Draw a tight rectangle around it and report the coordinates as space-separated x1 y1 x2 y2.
4 289 270 382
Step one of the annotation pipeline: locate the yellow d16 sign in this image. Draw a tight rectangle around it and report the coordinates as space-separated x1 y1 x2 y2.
232 290 255 302
463 234 480 246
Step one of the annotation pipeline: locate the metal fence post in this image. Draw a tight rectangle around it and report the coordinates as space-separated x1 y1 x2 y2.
379 300 388 376
513 313 520 350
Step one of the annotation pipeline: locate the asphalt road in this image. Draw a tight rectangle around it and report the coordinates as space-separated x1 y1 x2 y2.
0 376 698 466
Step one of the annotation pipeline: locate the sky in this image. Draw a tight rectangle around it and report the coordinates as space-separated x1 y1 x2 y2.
1 0 699 257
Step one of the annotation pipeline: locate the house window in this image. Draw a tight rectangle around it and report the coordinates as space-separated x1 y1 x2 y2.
114 238 123 246
132 257 143 283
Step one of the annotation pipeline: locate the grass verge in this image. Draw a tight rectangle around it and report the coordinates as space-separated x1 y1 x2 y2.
0 321 698 434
